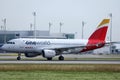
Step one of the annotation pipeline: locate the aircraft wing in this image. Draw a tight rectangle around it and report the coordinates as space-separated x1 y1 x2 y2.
35 44 86 54
43 44 85 50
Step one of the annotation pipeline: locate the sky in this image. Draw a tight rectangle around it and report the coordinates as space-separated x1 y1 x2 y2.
0 0 120 41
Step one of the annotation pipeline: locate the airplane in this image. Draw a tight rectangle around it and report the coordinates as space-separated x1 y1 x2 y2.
1 19 110 60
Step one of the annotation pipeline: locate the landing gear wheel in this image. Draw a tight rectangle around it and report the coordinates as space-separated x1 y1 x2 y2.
59 56 64 60
47 58 52 60
17 56 21 60
17 53 21 60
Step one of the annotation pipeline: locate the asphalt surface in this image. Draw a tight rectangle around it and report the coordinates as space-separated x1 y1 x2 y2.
0 54 120 64
0 60 120 64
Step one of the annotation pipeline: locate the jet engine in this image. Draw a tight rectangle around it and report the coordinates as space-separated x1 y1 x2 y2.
42 50 56 58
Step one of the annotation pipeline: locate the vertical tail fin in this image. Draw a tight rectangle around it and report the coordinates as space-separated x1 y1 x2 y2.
88 19 110 41
81 19 110 52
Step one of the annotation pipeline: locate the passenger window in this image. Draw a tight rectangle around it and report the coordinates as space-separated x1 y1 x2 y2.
7 42 15 44
7 42 11 44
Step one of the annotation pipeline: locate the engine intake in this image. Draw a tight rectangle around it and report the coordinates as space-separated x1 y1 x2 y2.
42 50 56 58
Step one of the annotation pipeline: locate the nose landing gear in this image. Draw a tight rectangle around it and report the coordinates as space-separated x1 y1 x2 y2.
17 53 21 60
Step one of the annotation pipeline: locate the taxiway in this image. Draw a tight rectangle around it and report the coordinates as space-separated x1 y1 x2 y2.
0 54 120 64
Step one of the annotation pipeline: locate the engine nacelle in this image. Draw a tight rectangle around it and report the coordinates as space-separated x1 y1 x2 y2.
24 53 40 57
42 50 56 58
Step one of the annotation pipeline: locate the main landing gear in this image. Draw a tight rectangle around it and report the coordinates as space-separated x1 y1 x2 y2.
47 56 64 61
47 57 52 60
17 53 21 60
59 55 64 60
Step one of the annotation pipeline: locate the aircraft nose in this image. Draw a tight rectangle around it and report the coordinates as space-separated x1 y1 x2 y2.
0 44 6 50
0 44 4 50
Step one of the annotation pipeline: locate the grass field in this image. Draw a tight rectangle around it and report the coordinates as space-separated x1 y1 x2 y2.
0 64 120 72
0 64 120 80
0 71 120 80
0 54 120 79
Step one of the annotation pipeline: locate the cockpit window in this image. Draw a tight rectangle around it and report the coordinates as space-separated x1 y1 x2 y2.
7 42 15 44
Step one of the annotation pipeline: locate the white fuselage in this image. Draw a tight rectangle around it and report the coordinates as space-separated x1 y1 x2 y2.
1 38 88 53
